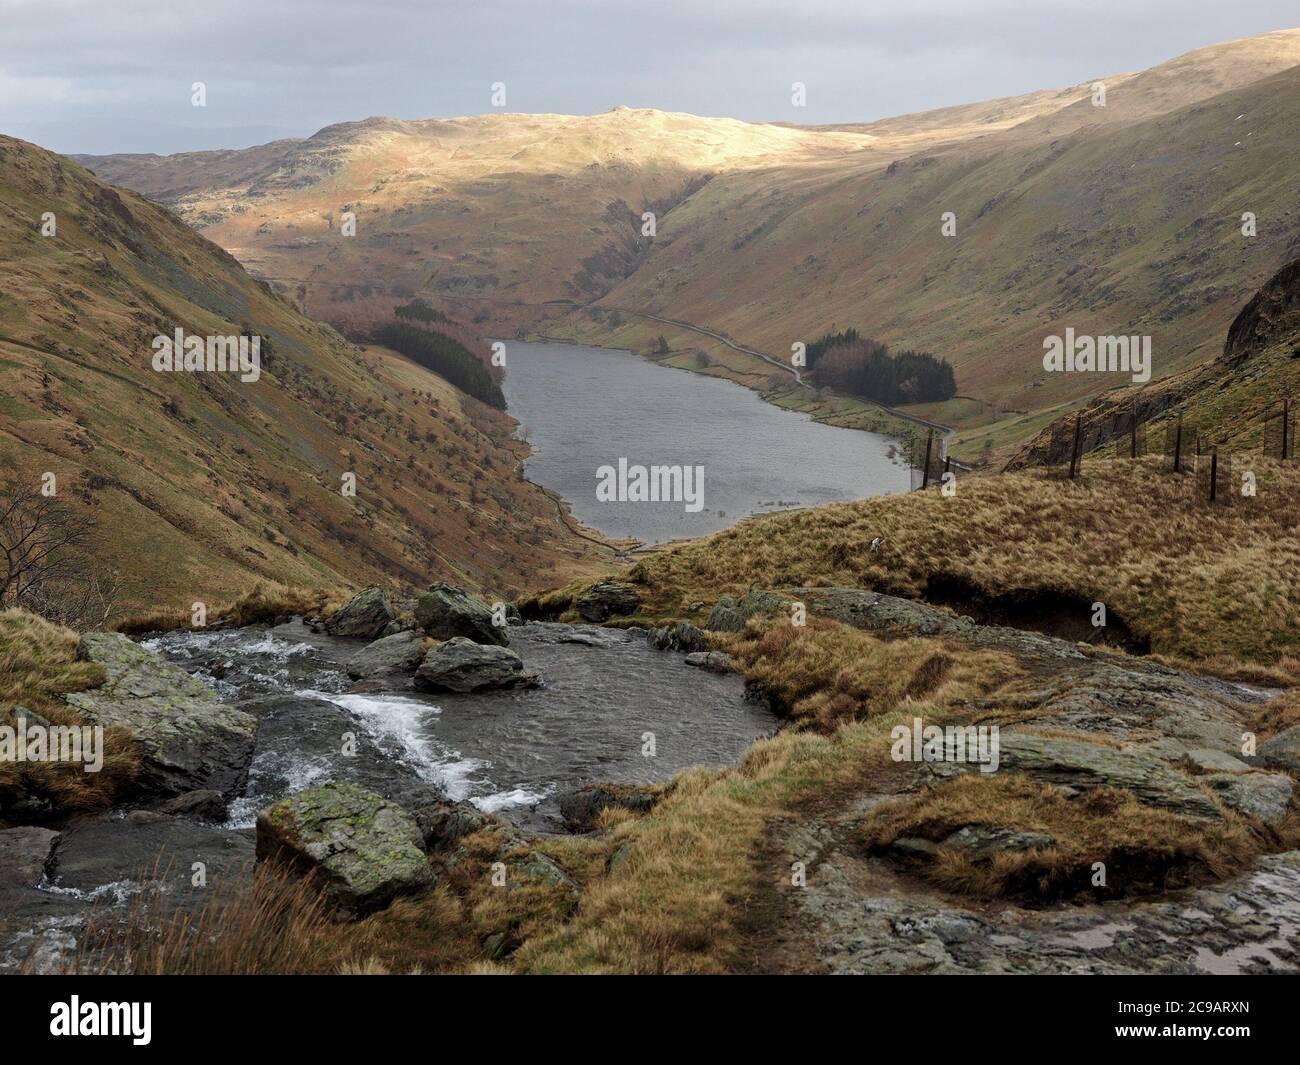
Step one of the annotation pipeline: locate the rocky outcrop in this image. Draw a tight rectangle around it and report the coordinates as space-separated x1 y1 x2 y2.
1256 725 1300 774
776 797 1300 974
705 591 790 632
649 621 709 652
574 580 639 622
1202 772 1293 827
705 597 746 632
1222 255 1300 365
994 734 1221 820
415 582 508 646
323 586 395 639
256 782 434 918
685 650 734 673
345 630 425 679
413 638 536 693
65 633 256 799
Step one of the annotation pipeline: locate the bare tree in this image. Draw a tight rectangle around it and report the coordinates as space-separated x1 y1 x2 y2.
0 470 124 628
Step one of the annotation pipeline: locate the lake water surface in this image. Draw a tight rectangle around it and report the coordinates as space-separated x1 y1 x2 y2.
500 341 909 543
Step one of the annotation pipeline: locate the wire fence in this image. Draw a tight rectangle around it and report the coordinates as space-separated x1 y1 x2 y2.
910 398 1293 506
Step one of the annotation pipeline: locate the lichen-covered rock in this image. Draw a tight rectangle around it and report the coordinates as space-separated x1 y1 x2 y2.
415 582 508 646
995 733 1222 820
1202 772 1293 826
255 782 433 918
66 633 256 799
705 596 746 633
413 637 535 693
685 650 734 673
323 586 395 639
739 590 790 618
574 580 640 622
345 630 425 679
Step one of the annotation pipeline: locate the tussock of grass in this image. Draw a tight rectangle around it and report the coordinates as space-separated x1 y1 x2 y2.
0 609 138 818
1148 652 1300 689
723 617 1021 731
115 583 342 635
69 861 337 975
630 458 1300 664
1256 688 1300 739
859 773 1271 900
515 580 584 620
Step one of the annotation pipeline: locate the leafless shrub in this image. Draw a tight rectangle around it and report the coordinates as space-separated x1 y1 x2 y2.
0 468 126 629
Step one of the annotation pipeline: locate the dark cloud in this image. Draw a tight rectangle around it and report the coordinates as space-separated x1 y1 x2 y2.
2 0 1296 154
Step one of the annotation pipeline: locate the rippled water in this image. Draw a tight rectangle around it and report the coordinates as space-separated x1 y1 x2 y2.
500 340 910 544
146 619 778 831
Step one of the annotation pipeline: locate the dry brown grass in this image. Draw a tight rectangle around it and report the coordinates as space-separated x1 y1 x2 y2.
114 583 343 635
68 861 334 975
0 608 138 817
722 617 1021 731
631 457 1300 664
1256 688 1300 740
1148 652 1300 689
859 773 1273 900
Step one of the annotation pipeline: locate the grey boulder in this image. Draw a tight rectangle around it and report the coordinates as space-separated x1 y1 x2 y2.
415 582 508 646
1256 725 1300 774
323 586 395 640
413 638 536 693
574 580 639 622
345 630 425 679
256 782 433 918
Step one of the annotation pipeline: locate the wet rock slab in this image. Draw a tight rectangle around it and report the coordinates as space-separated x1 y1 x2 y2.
66 633 256 799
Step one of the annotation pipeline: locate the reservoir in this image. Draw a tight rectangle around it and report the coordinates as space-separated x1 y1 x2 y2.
500 340 910 544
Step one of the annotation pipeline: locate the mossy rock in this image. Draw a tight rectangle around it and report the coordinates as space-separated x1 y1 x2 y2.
256 781 434 918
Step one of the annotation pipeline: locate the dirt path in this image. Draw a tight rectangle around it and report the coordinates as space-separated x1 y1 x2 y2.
738 589 1300 974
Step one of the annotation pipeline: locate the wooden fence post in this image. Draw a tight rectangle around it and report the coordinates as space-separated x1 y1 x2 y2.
1068 414 1082 480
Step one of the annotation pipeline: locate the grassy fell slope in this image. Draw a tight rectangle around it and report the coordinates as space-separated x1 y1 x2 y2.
611 455 1300 666
0 135 605 610
75 110 878 330
589 55 1300 459
1010 252 1300 471
77 31 1300 459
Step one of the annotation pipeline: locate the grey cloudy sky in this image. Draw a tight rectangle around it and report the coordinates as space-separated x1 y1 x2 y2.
2 0 1297 155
